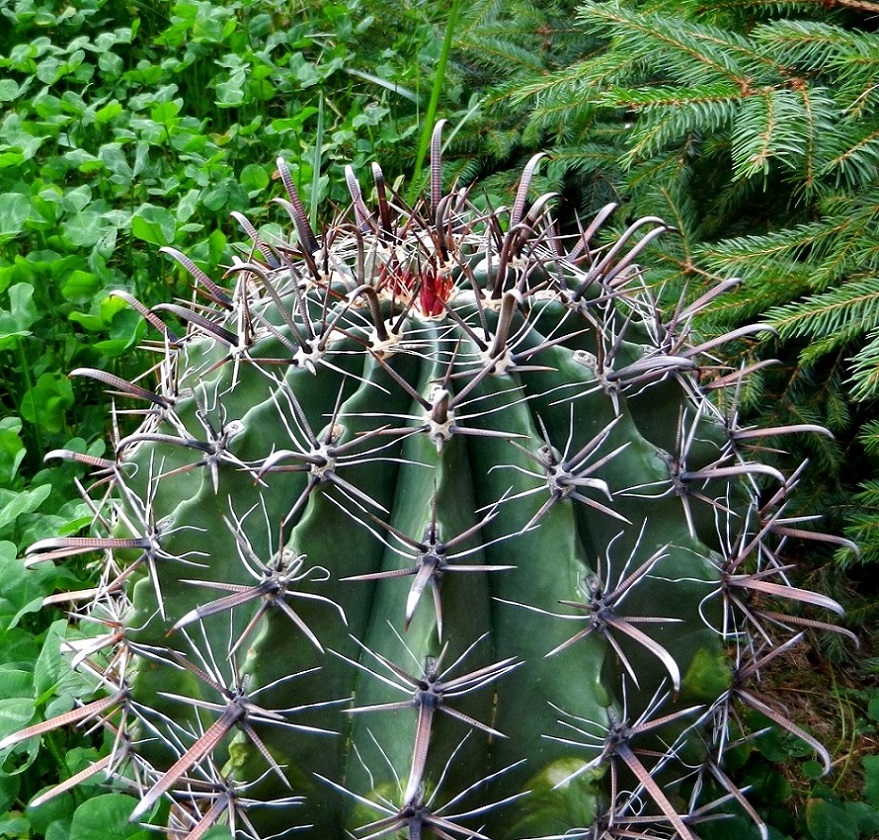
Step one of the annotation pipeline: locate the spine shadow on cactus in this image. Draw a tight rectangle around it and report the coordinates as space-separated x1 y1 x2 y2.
7 122 856 840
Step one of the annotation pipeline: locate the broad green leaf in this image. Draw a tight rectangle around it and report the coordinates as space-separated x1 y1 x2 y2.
66 49 86 71
847 801 879 837
150 100 181 123
63 212 110 248
31 91 62 118
268 109 318 134
20 373 74 436
0 668 36 700
865 754 879 809
45 819 72 840
215 72 246 106
66 311 105 332
128 83 178 111
36 56 64 84
27 777 72 835
0 484 52 532
0 773 20 814
70 794 153 840
740 758 792 805
240 163 269 193
0 255 36 289
0 696 35 740
805 798 859 840
192 1 233 43
353 103 390 128
93 308 145 357
0 627 39 668
0 417 22 433
100 293 131 322
95 31 121 51
802 760 824 780
0 423 25 486
34 620 76 700
94 224 119 258
9 595 50 630
9 283 38 331
0 283 39 349
0 193 31 237
0 79 21 101
65 148 104 172
208 227 227 263
99 144 132 184
98 51 124 77
0 150 25 168
60 269 99 302
296 60 321 87
130 204 176 246
176 188 201 222
69 294 126 333
20 504 92 552
26 747 99 831
0 817 29 838
59 185 92 214
205 180 248 213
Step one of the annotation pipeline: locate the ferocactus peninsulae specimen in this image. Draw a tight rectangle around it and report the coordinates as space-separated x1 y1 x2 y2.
11 124 852 839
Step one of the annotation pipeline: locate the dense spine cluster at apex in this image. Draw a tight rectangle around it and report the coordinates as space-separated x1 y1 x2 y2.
8 123 854 839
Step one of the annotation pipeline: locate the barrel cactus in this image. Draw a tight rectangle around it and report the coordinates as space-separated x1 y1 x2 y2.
7 124 851 839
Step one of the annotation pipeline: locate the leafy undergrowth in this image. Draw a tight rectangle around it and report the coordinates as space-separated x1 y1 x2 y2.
710 641 879 840
0 0 449 475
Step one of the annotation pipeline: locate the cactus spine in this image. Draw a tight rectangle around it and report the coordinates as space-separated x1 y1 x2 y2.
11 124 850 839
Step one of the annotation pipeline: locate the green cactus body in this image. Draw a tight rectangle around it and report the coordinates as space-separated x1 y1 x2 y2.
14 127 848 839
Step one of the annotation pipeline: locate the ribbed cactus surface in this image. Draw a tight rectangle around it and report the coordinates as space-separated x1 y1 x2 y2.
11 126 850 839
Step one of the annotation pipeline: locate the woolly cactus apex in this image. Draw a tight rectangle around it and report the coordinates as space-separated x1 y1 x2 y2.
12 124 854 839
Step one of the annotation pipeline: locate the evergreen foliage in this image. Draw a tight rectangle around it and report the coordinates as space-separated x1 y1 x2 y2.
440 0 598 185
481 0 879 630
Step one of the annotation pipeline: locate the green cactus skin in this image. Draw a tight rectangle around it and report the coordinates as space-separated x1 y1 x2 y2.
13 125 851 840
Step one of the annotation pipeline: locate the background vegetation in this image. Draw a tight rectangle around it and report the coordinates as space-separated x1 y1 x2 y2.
0 0 877 836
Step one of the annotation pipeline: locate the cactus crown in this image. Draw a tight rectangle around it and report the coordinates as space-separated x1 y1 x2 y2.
12 123 851 840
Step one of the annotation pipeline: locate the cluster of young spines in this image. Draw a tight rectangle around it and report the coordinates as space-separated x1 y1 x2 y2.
4 124 855 839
